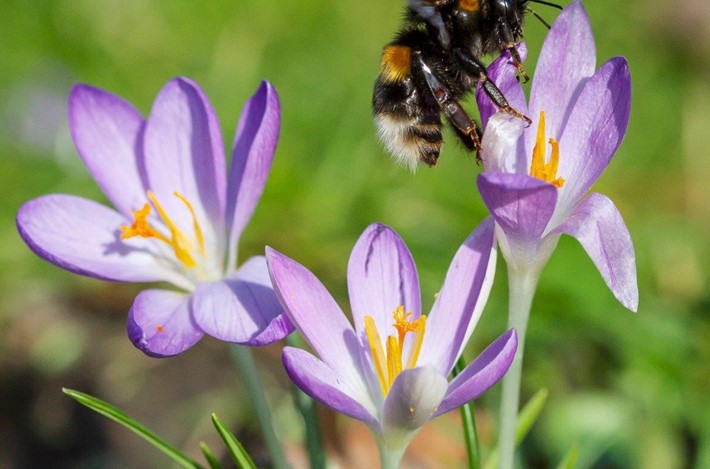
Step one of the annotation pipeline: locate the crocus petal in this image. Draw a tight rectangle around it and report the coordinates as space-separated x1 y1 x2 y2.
555 57 631 219
434 329 517 417
143 77 226 246
421 218 496 376
347 223 421 339
226 82 280 268
382 366 447 443
477 172 558 242
528 0 596 143
266 247 371 402
191 256 293 345
283 347 378 426
68 85 147 218
551 193 638 311
477 44 529 130
480 113 527 174
17 194 187 287
127 289 204 357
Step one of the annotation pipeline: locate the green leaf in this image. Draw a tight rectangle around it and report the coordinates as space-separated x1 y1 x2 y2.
555 443 579 469
453 357 481 469
515 388 549 443
211 413 257 469
484 388 549 469
62 388 202 469
200 442 222 469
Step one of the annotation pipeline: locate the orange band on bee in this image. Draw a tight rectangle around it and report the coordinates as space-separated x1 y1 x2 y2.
458 0 480 12
381 45 411 83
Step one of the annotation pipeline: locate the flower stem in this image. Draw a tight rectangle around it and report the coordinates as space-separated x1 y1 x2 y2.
453 357 481 469
377 441 406 469
230 345 289 469
497 267 540 469
286 335 326 469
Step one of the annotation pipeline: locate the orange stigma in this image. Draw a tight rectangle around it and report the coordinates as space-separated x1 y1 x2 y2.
120 191 206 269
365 306 426 396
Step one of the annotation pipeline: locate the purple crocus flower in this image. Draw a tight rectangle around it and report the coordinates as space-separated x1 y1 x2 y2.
475 0 638 311
17 78 293 357
266 220 517 465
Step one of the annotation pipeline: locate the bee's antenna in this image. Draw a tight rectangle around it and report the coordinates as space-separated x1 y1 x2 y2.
528 0 563 10
527 7 552 29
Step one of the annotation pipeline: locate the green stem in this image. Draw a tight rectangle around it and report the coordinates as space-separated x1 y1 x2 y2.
230 345 289 469
453 358 481 469
497 267 540 469
377 441 406 469
286 335 325 469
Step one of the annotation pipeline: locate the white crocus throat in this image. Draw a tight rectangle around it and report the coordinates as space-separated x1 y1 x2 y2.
121 191 219 285
365 306 427 397
529 111 565 188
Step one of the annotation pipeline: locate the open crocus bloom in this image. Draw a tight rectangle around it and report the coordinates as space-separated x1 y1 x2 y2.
17 78 293 356
266 221 517 458
475 0 638 311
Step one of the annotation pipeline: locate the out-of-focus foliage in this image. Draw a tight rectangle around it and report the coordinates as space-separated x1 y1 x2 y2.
0 1 708 468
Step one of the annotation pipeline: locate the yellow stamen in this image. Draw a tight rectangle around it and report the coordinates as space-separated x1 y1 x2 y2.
120 191 207 269
364 307 428 396
405 315 426 369
386 335 402 391
173 191 206 257
530 111 565 188
365 316 388 396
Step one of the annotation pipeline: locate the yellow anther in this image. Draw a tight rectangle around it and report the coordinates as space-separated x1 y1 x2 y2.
530 111 565 188
173 191 206 257
386 335 402 391
365 316 388 396
120 191 207 270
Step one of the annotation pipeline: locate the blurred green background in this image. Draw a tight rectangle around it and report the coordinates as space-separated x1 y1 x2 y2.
1 0 708 468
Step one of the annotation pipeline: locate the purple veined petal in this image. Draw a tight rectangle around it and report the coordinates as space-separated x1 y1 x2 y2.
476 43 529 130
347 223 421 344
434 329 517 417
143 77 227 251
420 218 496 376
68 85 148 218
477 172 558 243
554 57 631 220
17 194 189 288
283 346 378 426
127 289 204 357
226 82 280 270
266 247 371 400
191 256 294 345
382 366 448 438
550 193 638 311
480 113 528 174
527 0 596 149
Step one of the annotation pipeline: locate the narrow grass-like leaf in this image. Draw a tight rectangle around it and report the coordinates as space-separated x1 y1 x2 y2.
62 388 202 469
484 388 549 469
211 413 257 469
200 442 222 469
287 334 326 469
555 443 579 469
453 356 481 469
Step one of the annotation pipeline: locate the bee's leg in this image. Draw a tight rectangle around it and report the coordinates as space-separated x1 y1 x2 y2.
454 48 532 125
506 45 529 83
495 19 529 82
416 54 483 161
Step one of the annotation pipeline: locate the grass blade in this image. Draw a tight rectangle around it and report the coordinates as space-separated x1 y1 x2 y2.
211 413 257 469
63 388 202 469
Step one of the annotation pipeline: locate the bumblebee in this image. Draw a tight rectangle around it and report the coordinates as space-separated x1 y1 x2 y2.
373 0 558 169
